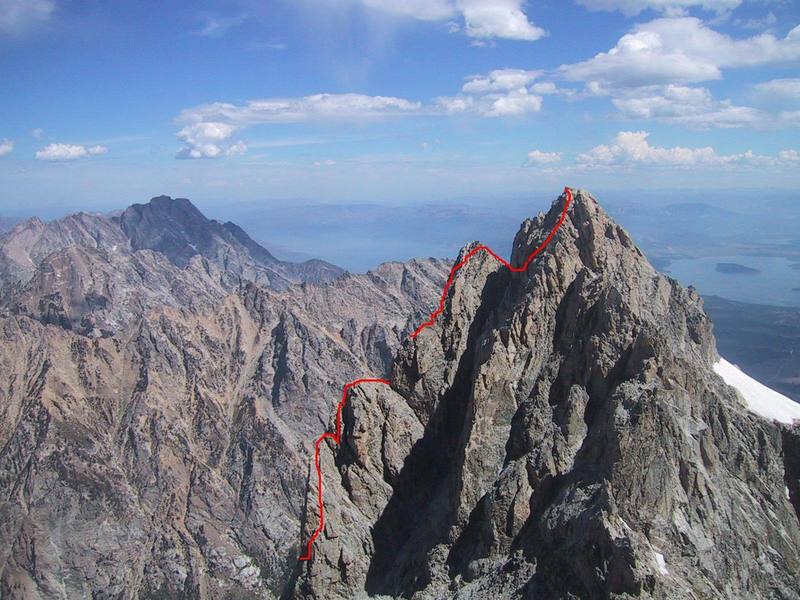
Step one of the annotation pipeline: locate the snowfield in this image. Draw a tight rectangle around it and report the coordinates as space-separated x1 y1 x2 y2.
713 358 800 425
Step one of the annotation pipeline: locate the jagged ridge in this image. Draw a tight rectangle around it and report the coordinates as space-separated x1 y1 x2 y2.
294 189 800 600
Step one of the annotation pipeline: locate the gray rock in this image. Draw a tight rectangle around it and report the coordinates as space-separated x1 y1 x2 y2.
294 189 800 600
0 204 449 598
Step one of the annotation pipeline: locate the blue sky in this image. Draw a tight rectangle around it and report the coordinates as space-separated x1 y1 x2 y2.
0 0 799 216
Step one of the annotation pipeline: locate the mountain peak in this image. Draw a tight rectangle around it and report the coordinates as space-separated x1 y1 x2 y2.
147 195 197 210
296 188 798 600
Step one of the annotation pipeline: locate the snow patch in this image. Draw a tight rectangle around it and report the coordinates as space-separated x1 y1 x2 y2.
653 550 669 576
713 358 800 425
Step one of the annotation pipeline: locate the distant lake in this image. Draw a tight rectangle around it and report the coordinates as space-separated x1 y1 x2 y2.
664 256 800 307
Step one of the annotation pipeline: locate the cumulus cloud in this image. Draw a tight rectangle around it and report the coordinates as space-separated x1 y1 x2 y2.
611 84 769 128
754 78 800 100
555 19 800 129
175 122 246 159
462 69 541 93
0 139 13 157
560 18 800 88
0 0 54 36
574 0 740 16
176 94 425 158
524 150 562 166
436 90 543 116
435 69 563 117
779 149 800 162
176 77 561 158
485 91 543 116
437 95 476 113
522 134 798 171
35 143 108 162
576 130 773 167
459 0 546 41
355 0 545 41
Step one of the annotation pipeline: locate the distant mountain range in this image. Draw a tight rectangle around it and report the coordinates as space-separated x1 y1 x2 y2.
0 195 343 294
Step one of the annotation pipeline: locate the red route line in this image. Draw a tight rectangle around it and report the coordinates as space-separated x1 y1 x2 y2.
298 378 391 561
298 187 574 561
410 186 573 339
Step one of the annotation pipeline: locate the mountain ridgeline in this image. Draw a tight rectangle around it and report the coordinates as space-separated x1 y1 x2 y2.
0 195 343 297
0 191 797 600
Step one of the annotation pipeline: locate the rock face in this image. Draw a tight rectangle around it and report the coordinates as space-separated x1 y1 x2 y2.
0 196 343 293
118 196 343 289
294 190 800 599
0 199 450 599
0 213 129 289
2 189 799 600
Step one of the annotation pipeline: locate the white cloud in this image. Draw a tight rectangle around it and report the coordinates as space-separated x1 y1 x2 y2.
353 0 545 41
459 0 546 41
463 69 541 93
0 138 13 156
754 78 800 100
175 122 238 159
556 19 800 129
436 89 543 116
530 81 559 95
734 11 777 32
35 143 108 161
436 68 555 117
37 144 88 161
226 140 248 156
178 121 237 142
560 18 800 88
31 128 44 139
575 0 740 16
780 110 800 126
612 84 768 128
176 76 558 157
779 149 800 162
485 90 542 116
176 95 425 158
436 95 475 113
0 0 54 36
524 150 562 166
178 94 422 126
576 130 773 167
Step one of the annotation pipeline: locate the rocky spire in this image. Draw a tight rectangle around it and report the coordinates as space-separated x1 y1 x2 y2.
295 189 800 599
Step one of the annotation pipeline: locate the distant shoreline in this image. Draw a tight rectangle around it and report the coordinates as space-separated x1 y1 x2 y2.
715 262 760 275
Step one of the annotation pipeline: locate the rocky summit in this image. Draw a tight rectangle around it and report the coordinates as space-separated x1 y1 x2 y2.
0 190 798 600
292 190 800 600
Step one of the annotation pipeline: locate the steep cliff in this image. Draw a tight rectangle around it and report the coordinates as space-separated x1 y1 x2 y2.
295 189 800 600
